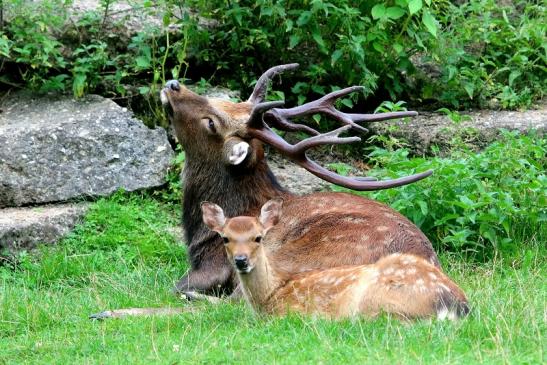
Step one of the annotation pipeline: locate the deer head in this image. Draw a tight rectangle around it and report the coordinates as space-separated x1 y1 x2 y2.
161 63 432 190
201 199 283 274
160 80 258 166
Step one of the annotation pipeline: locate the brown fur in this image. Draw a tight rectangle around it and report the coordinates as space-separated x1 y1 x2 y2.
204 202 468 320
162 84 439 296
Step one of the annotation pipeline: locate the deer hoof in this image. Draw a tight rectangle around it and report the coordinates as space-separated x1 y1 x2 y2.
228 142 250 165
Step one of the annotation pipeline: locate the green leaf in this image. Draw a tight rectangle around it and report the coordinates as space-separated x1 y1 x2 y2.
312 114 321 124
408 0 422 15
463 82 475 99
312 30 326 49
340 98 353 108
417 201 428 215
508 71 521 87
371 4 386 20
289 34 301 49
331 49 343 65
422 10 437 37
135 56 151 69
296 11 312 26
386 6 405 20
72 73 86 98
393 43 403 54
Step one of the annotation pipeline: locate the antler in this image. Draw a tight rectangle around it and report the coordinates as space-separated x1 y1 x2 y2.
245 64 433 191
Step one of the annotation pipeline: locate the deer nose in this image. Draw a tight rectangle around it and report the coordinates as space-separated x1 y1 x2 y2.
165 80 180 91
234 255 249 271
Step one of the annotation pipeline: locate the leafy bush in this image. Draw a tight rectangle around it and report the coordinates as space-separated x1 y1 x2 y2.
184 0 441 104
427 0 546 109
333 131 546 260
1 0 544 112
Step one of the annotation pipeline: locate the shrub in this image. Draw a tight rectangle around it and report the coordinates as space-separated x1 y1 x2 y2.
1 0 543 112
333 131 546 260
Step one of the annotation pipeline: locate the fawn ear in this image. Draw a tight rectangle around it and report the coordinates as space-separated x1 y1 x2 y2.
201 202 226 233
259 198 283 232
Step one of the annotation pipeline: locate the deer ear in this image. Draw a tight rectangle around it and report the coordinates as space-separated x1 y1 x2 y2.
201 202 226 233
259 198 283 232
224 137 250 165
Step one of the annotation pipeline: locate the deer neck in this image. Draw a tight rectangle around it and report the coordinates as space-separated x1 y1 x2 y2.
182 155 290 246
237 247 283 312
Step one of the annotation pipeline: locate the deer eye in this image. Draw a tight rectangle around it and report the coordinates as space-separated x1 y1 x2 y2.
222 237 229 244
255 236 262 243
206 118 217 134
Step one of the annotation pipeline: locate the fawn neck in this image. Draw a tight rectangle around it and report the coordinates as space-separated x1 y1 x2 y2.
182 156 288 246
237 246 283 312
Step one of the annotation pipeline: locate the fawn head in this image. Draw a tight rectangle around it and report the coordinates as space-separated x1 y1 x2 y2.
201 199 283 273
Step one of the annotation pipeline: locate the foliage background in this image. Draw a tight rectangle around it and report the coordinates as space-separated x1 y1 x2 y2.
0 0 545 116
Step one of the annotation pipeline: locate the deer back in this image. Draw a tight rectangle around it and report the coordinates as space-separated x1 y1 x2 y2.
264 192 439 273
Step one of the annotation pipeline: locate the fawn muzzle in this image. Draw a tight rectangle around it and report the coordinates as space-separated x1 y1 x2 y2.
234 255 250 272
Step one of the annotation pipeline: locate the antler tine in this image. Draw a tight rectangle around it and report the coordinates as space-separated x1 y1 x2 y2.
248 100 285 128
248 63 300 104
347 110 418 123
264 86 370 134
248 124 433 191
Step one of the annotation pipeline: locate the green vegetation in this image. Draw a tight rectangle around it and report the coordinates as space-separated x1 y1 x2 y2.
2 135 546 364
344 131 546 260
1 1 545 363
0 192 544 364
1 0 545 115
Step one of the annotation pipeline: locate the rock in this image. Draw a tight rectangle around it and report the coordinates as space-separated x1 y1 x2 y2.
0 203 88 251
199 86 240 101
368 104 547 155
68 0 218 36
268 155 330 195
0 91 174 208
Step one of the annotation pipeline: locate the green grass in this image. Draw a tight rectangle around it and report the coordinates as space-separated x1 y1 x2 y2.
1 194 545 364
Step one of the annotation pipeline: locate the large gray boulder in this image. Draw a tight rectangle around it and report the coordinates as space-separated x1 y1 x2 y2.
368 104 546 155
0 203 88 251
0 92 174 207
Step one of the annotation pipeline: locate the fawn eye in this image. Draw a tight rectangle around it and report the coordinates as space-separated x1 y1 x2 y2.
222 237 229 244
255 236 262 243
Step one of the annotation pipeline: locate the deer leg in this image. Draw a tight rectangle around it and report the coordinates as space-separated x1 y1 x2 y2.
173 264 234 296
181 291 223 304
89 307 194 320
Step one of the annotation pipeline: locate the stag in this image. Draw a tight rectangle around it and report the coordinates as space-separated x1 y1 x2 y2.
202 199 469 320
158 63 438 297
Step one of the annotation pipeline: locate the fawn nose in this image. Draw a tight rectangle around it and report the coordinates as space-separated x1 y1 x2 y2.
234 255 249 271
165 80 180 91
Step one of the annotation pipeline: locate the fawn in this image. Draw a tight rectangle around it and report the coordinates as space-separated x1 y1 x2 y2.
201 199 469 320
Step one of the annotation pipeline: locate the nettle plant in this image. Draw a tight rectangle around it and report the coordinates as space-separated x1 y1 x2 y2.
336 131 546 260
428 0 546 109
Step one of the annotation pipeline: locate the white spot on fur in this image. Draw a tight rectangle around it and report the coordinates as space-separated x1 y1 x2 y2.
416 278 425 285
406 267 417 275
428 272 438 281
228 142 250 165
383 267 395 275
376 226 389 232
